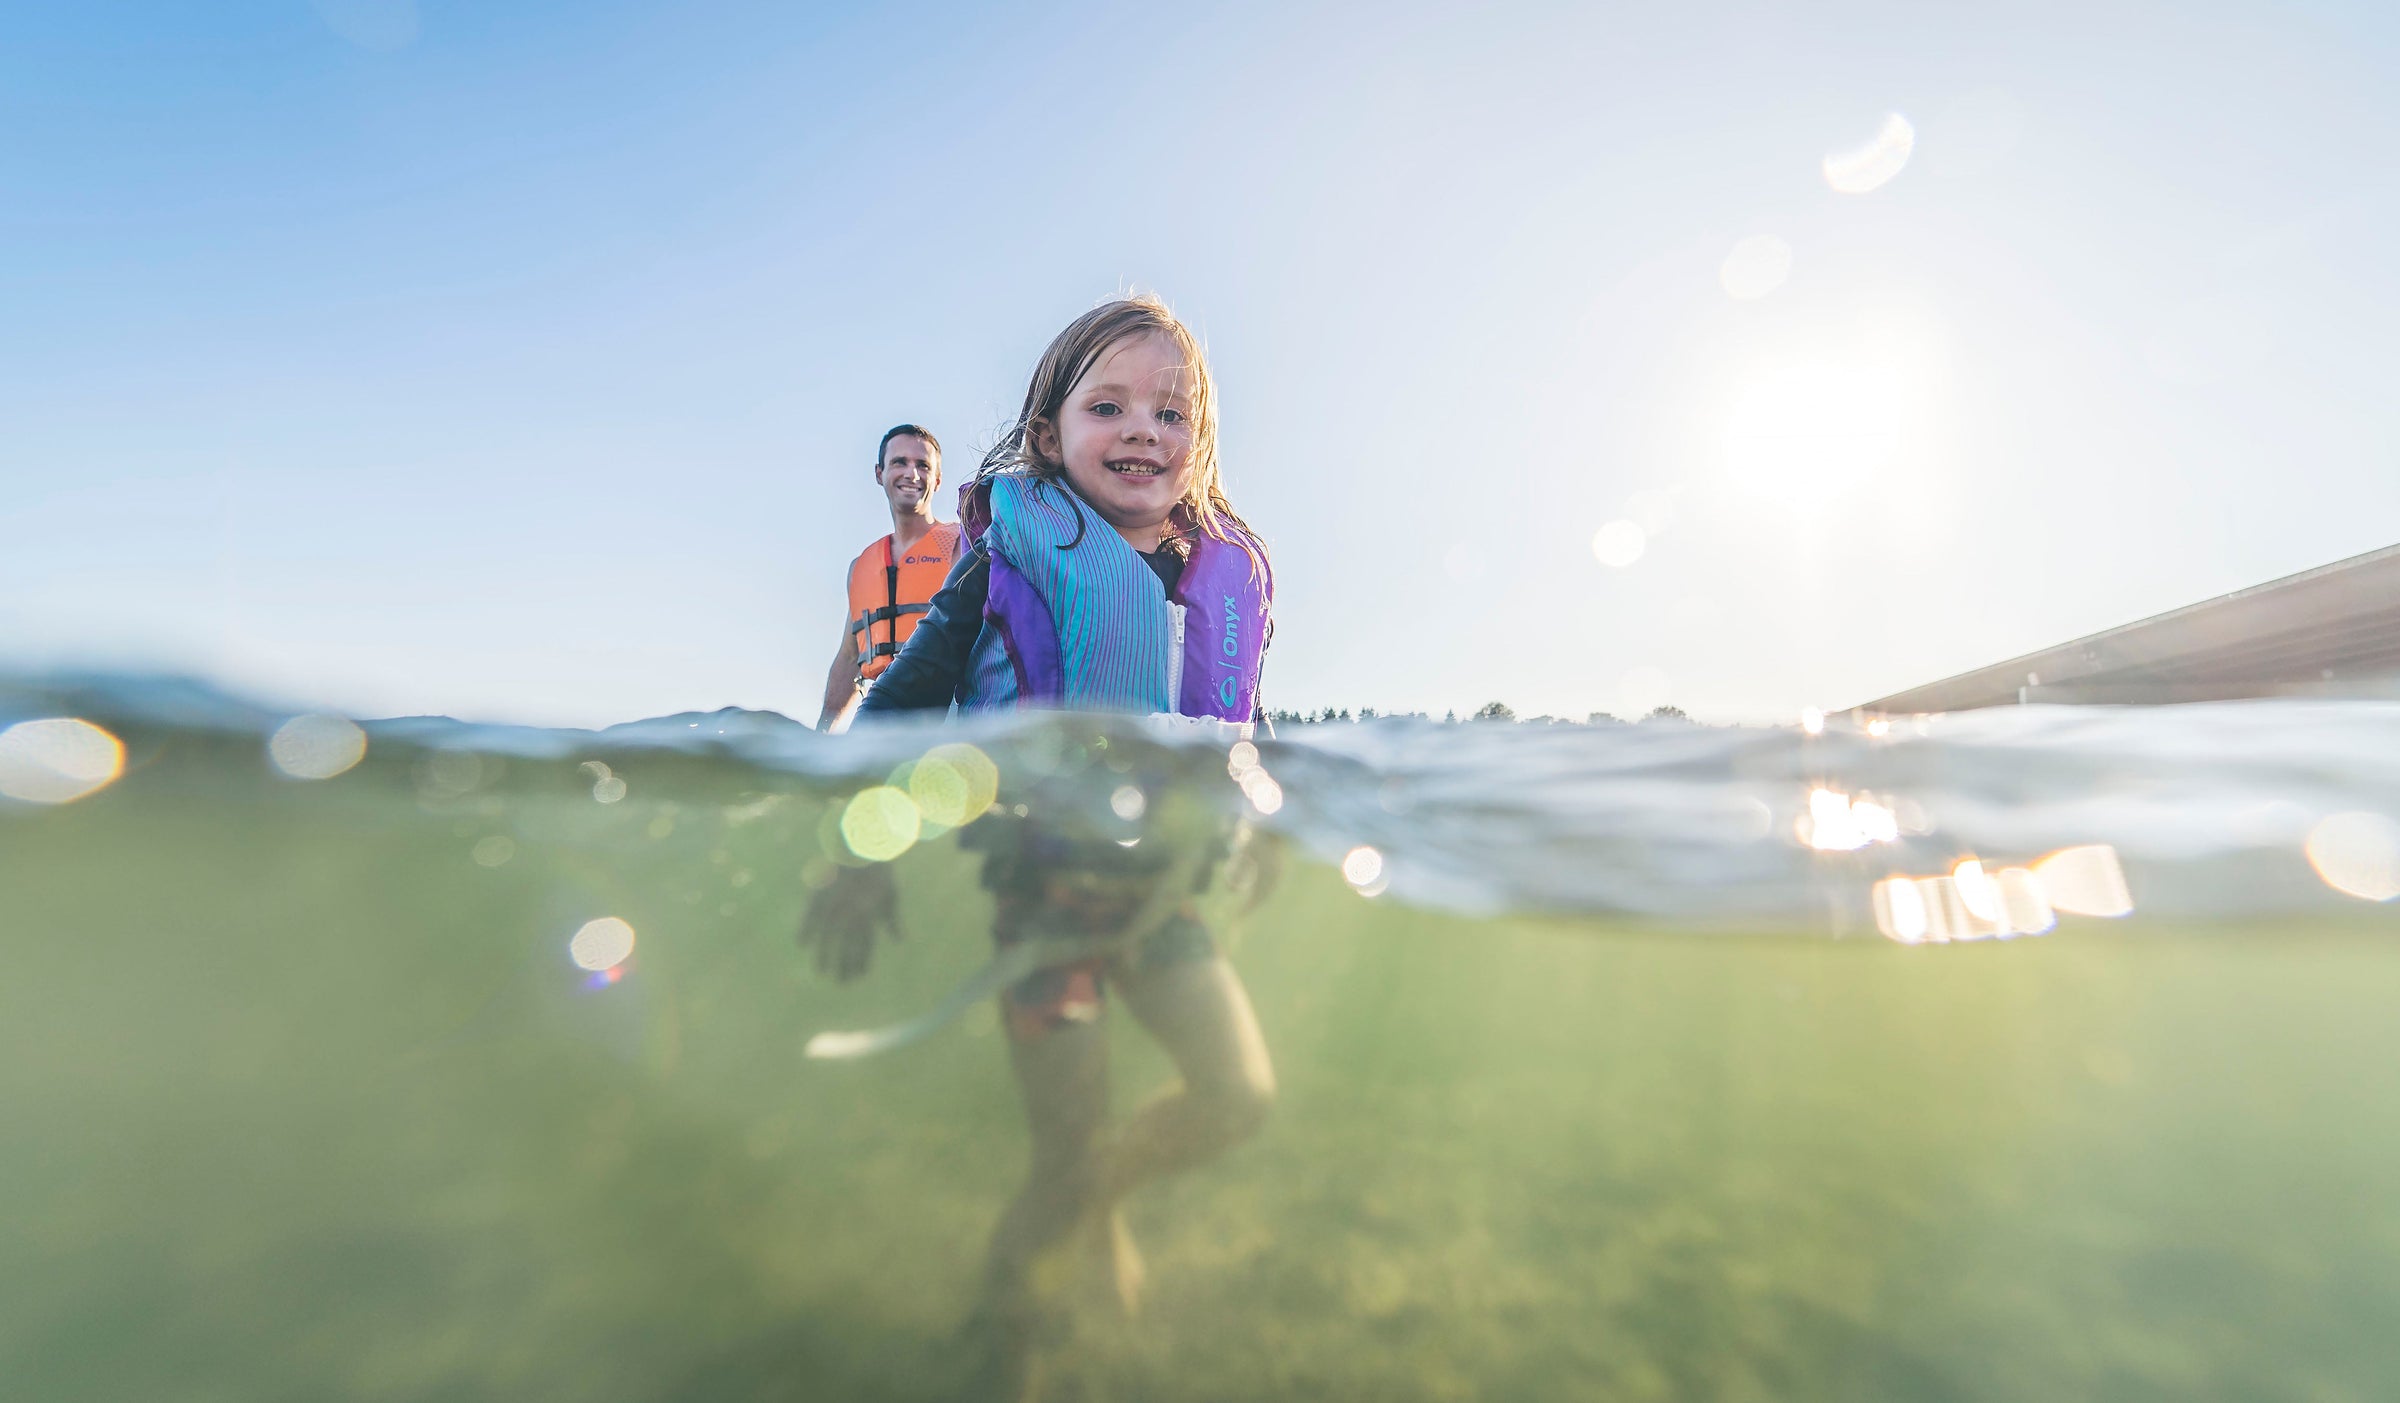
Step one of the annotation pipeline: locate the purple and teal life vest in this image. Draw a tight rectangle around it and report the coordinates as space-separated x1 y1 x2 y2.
957 472 1270 721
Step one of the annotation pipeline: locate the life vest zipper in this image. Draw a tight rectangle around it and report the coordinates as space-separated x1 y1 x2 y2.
1165 600 1187 711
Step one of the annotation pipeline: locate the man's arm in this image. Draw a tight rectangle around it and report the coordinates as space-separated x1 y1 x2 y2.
858 547 989 716
817 613 862 731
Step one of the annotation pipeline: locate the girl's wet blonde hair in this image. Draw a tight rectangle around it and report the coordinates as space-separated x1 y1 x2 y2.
974 295 1264 569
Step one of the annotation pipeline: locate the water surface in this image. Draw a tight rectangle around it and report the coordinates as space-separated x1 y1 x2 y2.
5 675 2397 1401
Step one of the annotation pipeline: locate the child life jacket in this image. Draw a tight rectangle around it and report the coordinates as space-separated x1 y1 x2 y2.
955 473 1270 720
845 522 962 681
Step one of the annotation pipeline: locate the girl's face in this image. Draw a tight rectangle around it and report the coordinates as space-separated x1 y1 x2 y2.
1034 332 1196 547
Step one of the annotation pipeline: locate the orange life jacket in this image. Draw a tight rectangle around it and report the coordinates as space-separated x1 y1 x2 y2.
846 522 962 681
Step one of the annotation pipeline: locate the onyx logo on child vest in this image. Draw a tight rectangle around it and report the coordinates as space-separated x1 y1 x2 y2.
1218 593 1242 707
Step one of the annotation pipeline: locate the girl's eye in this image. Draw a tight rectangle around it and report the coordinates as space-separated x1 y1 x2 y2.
1158 408 1184 425
1090 401 1120 417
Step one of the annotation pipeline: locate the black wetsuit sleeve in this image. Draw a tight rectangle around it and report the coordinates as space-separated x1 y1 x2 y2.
858 545 989 716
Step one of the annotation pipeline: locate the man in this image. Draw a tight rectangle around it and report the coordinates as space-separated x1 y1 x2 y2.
818 424 963 730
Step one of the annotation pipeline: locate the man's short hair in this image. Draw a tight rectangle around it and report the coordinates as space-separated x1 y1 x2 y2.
876 424 941 467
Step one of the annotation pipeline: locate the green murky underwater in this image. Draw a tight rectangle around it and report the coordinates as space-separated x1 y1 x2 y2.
7 706 2400 1402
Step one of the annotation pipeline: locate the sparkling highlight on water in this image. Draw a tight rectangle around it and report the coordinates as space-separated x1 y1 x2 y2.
1228 739 1284 815
2033 844 2135 917
1799 787 1899 851
1878 844 2133 943
0 718 125 805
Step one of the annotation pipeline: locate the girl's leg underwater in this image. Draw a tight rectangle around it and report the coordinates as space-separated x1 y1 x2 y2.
977 957 1275 1322
969 956 1274 1403
983 1019 1110 1310
1105 956 1277 1202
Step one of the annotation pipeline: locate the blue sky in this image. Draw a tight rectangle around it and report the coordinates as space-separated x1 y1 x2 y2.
5 1 2396 726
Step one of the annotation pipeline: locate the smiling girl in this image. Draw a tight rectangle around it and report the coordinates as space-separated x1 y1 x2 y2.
805 296 1277 1392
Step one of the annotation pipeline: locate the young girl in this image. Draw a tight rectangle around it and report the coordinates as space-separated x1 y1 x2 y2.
804 296 1278 1392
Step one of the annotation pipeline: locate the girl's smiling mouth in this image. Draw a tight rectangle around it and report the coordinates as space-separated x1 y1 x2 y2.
1107 457 1167 477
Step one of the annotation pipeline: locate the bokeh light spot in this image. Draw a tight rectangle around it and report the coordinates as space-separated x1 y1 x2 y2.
908 743 998 827
1873 876 1929 943
841 785 922 862
1875 861 2055 944
472 835 516 868
1591 520 1647 568
2033 844 2134 917
1341 845 1385 889
1111 785 1147 821
1953 859 2002 921
268 714 366 780
0 718 125 805
580 762 625 804
1823 112 1915 193
416 750 484 800
2306 812 2400 902
569 916 636 972
1800 787 1900 852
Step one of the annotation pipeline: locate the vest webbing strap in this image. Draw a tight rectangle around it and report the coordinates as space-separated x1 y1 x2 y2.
848 601 931 637
884 552 900 652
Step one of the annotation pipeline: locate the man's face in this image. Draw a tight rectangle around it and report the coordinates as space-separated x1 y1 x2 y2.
876 435 939 513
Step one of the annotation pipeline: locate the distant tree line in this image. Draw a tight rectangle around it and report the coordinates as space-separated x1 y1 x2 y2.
1265 703 1694 726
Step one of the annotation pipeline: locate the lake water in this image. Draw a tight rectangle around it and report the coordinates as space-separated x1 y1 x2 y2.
5 673 2398 1401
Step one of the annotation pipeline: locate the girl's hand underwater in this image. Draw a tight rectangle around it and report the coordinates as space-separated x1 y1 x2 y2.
801 862 901 981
